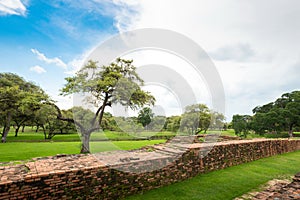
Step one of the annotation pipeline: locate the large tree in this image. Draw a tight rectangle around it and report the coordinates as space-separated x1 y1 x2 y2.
275 91 300 136
60 58 155 153
137 107 154 129
165 115 181 132
100 112 119 131
252 91 300 136
180 104 212 134
232 114 251 137
0 73 49 142
148 115 166 132
33 104 76 139
210 111 226 130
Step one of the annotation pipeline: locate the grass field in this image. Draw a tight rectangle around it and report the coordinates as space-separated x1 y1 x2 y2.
5 128 177 142
0 140 166 162
0 127 225 162
2 127 298 163
125 150 300 200
1 127 299 199
5 128 236 142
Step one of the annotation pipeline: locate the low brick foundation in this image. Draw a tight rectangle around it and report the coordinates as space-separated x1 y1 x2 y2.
0 138 300 199
237 172 300 199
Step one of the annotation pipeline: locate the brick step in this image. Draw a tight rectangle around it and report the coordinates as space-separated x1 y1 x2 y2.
167 136 197 144
153 145 187 156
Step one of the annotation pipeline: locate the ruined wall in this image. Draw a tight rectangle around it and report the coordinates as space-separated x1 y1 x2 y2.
0 139 299 199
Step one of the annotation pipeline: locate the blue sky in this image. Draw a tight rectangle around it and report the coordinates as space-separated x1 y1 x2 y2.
1 0 300 120
0 0 133 103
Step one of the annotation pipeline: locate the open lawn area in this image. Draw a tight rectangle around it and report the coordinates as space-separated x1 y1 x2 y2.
4 128 240 142
2 127 298 164
0 140 166 162
4 128 177 142
125 150 300 200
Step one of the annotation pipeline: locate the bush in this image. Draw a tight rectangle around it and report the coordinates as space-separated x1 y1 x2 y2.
263 132 289 138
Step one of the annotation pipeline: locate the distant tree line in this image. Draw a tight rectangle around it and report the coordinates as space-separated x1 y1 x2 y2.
0 73 77 142
232 91 300 137
100 104 225 135
0 73 225 141
0 58 225 153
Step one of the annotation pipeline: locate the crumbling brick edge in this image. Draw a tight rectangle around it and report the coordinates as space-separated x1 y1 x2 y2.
0 139 299 199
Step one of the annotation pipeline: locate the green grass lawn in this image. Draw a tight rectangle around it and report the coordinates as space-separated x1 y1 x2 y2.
0 127 233 163
0 140 165 162
6 126 299 143
125 150 300 200
208 129 234 136
5 129 177 142
6 128 237 142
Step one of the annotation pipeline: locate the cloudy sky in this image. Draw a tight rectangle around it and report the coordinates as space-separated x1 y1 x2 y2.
0 0 300 120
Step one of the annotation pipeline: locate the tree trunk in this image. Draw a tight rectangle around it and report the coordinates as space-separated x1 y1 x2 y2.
15 125 21 137
36 125 39 132
2 111 12 143
47 134 54 139
80 131 91 153
288 130 293 137
97 94 108 128
79 98 107 153
22 125 25 132
288 124 294 137
42 125 47 140
2 124 6 136
288 128 293 137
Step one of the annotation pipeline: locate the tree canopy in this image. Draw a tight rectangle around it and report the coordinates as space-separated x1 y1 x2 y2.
0 73 50 142
232 114 251 138
232 90 300 137
180 104 225 135
252 91 300 136
137 107 154 128
60 58 155 153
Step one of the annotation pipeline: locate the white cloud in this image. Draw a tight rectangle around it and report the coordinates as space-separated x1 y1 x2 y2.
111 0 140 32
122 50 211 114
41 0 139 42
64 58 83 75
63 45 99 75
39 0 299 119
30 65 46 74
210 43 256 62
31 48 67 69
76 0 140 32
0 0 27 16
109 0 300 120
53 94 73 110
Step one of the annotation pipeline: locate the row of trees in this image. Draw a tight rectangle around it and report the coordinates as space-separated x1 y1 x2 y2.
232 91 300 137
99 104 225 135
0 73 77 141
0 73 49 142
0 58 155 153
1 58 225 153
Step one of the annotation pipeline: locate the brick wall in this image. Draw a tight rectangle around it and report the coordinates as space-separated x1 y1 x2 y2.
0 139 299 199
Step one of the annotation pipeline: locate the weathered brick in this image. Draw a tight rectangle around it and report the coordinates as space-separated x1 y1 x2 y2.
0 139 299 199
